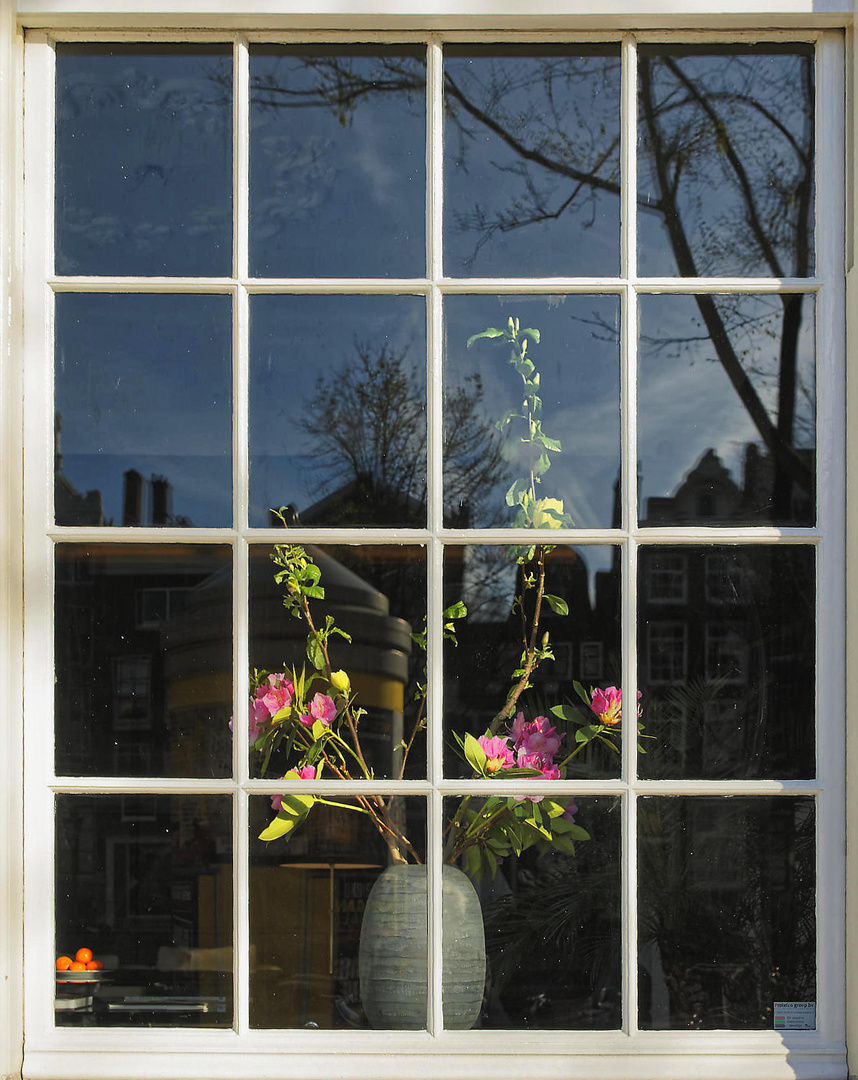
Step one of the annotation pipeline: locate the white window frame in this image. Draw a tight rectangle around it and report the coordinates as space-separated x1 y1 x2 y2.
0 6 851 1080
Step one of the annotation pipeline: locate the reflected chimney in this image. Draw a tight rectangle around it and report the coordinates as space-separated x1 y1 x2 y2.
122 469 144 526
151 474 173 526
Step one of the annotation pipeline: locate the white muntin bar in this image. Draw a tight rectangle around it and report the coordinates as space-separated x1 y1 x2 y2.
810 29 847 1048
22 31 61 1045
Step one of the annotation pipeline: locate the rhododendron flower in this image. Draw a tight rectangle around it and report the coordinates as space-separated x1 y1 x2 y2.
590 686 642 726
257 673 294 718
509 712 563 759
299 692 337 728
590 686 622 726
271 765 316 811
477 735 515 774
513 752 561 801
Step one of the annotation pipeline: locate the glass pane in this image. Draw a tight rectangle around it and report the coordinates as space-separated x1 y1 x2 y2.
55 293 233 528
638 796 816 1029
637 45 815 277
444 295 621 529
249 294 426 527
56 44 233 277
444 545 622 780
55 545 233 778
249 46 426 278
249 796 426 1029
248 544 426 780
55 794 232 1027
445 795 621 1029
444 45 621 277
638 294 815 527
638 546 815 780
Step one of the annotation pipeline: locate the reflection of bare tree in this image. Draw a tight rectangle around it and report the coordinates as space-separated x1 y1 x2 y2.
301 341 504 526
248 46 815 521
637 51 814 518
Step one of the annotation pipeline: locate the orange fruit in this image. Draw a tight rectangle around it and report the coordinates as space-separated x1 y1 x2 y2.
86 959 103 970
74 947 92 964
55 956 72 971
69 961 87 971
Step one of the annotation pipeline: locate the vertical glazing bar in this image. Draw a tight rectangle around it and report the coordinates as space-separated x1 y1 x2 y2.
814 32 847 1046
234 37 249 285
233 38 251 1036
426 35 445 1037
22 33 59 1043
622 34 637 286
0 9 24 1073
620 33 640 1037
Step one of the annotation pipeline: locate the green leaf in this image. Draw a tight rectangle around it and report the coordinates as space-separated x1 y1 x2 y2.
466 327 505 347
278 792 315 816
463 732 488 776
573 681 592 706
522 328 540 344
495 409 523 430
444 600 467 621
543 593 569 616
550 703 583 724
551 834 578 856
259 815 300 842
504 477 531 507
306 636 324 671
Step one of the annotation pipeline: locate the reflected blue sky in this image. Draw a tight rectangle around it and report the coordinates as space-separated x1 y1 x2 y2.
55 293 233 527
55 44 233 277
444 46 621 277
250 47 426 278
444 295 621 530
249 294 427 526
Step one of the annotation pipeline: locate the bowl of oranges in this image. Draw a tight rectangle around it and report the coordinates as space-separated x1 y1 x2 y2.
56 948 109 982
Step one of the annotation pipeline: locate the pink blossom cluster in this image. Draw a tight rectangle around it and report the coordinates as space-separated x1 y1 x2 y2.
477 714 576 813
478 713 564 781
249 673 294 741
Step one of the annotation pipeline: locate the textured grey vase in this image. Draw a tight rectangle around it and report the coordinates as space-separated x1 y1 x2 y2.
358 864 486 1029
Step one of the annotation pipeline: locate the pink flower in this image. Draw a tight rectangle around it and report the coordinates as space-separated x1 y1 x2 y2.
230 696 271 744
515 751 559 780
257 673 294 718
477 735 515 775
509 713 563 759
590 686 622 727
590 686 642 727
299 692 337 728
271 765 316 811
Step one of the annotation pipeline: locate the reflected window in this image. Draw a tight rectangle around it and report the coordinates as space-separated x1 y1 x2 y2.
646 622 687 684
646 554 688 603
113 656 152 731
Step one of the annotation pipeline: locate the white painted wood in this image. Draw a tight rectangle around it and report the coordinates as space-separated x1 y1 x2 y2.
0 4 24 1079
10 17 851 1080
